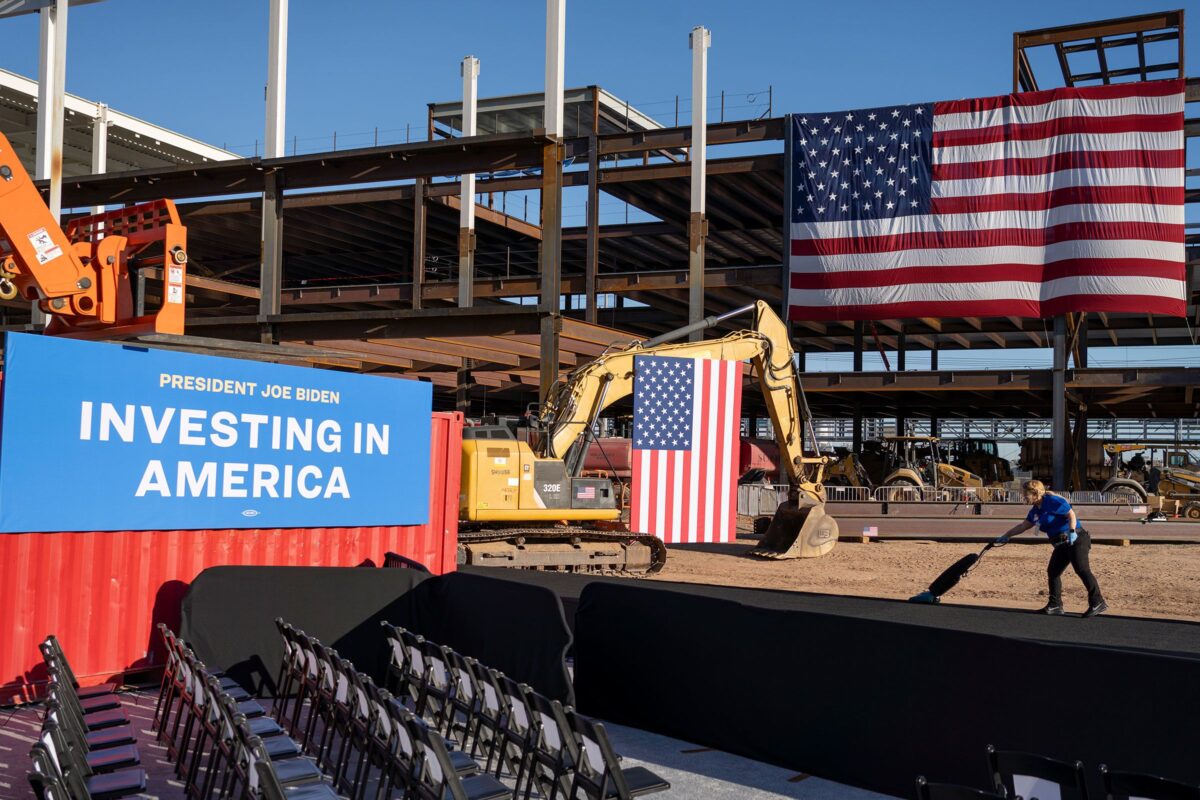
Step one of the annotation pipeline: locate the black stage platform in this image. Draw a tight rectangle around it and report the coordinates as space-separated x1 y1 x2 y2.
460 565 1200 658
462 565 1200 798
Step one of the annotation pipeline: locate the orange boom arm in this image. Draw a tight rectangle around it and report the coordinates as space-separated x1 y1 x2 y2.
0 132 187 337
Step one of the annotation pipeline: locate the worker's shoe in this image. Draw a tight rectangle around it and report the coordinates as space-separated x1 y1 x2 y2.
1038 604 1064 615
1082 601 1108 618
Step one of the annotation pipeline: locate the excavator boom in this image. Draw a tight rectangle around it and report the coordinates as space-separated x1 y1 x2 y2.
531 300 838 559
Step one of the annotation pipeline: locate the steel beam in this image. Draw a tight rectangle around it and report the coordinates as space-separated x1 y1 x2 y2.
458 56 479 309
259 170 284 338
1052 316 1068 491
540 0 565 402
584 134 599 322
687 26 711 341
412 176 426 310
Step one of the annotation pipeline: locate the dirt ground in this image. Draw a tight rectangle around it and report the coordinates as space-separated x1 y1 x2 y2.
646 533 1200 621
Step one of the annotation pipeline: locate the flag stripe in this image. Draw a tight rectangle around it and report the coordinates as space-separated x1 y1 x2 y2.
789 275 1186 308
933 147 1185 180
790 239 1182 271
790 259 1184 290
933 92 1183 131
792 222 1183 256
933 112 1182 148
935 168 1183 197
935 130 1182 164
933 184 1183 213
789 294 1185 321
793 204 1182 240
934 79 1185 114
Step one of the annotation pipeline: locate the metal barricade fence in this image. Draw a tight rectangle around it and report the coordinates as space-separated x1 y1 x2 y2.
736 484 788 517
824 485 874 502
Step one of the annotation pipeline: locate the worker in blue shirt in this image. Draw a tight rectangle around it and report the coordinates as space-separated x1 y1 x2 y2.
998 479 1107 617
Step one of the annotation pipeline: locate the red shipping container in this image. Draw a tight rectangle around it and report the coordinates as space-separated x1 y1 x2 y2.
0 411 463 704
739 438 781 481
582 437 633 478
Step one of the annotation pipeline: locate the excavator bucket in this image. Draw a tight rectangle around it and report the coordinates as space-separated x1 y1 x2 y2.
749 495 839 559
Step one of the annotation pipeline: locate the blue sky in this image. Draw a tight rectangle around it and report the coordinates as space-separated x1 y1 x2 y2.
0 0 1195 371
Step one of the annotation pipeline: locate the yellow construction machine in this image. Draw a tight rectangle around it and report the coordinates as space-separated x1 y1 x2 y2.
458 301 839 573
879 435 995 501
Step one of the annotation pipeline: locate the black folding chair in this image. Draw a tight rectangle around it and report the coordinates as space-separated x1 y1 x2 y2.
565 709 669 800
986 745 1087 799
491 674 538 793
444 649 483 750
399 628 430 716
1100 765 1200 800
47 668 128 732
41 719 139 776
524 690 578 800
405 714 508 800
915 776 1009 800
380 622 412 698
250 737 347 800
44 692 135 752
469 663 508 770
32 729 147 800
419 639 455 734
41 635 117 699
39 645 119 712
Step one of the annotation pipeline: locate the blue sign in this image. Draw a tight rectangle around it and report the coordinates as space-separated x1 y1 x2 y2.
0 334 432 533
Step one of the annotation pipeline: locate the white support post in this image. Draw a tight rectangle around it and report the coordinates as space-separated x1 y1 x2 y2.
457 56 479 308
36 0 68 220
687 25 710 340
544 0 565 137
90 102 108 215
265 0 288 158
260 0 288 333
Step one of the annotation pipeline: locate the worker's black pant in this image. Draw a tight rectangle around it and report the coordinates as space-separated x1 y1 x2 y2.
1047 529 1104 608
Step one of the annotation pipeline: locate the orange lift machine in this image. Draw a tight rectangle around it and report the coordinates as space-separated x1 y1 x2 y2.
0 132 187 337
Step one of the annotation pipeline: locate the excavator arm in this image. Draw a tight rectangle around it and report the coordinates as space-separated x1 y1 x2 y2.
0 132 187 337
536 300 838 558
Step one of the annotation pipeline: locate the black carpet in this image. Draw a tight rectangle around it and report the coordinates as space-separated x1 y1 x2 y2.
460 565 1200 658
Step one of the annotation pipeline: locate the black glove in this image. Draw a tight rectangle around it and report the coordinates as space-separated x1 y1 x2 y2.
1054 533 1071 546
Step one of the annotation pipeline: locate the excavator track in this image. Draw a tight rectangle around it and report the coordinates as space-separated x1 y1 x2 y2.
457 527 667 575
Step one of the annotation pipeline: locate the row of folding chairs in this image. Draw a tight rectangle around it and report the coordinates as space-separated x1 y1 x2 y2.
274 618 513 800
27 636 148 800
376 621 669 800
916 743 1200 800
154 624 348 799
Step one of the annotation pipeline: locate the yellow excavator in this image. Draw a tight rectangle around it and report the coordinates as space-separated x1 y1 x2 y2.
457 301 839 574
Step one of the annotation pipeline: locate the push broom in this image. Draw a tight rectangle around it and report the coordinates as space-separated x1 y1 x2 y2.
909 537 1007 604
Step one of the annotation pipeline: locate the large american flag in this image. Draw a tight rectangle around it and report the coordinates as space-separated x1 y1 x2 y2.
787 79 1186 320
630 356 743 544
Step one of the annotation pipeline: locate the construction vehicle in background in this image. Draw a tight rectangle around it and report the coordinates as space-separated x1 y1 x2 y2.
458 301 839 574
825 448 874 488
0 133 187 337
1158 466 1200 519
879 435 996 501
944 439 1013 485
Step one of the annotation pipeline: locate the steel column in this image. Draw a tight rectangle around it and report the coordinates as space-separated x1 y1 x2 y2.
687 25 711 341
456 361 473 414
458 56 479 308
260 171 284 341
412 176 427 310
584 133 599 323
90 103 108 216
853 321 864 372
265 0 288 158
540 0 565 402
1052 315 1068 491
897 324 906 371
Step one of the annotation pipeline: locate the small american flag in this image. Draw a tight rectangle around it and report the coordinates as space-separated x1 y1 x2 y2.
576 485 595 500
630 356 743 544
787 79 1186 320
